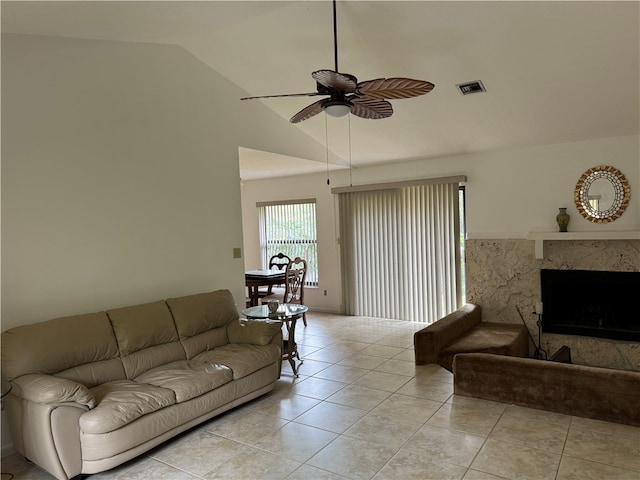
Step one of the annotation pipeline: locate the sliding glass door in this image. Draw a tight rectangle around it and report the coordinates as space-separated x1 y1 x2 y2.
337 179 464 323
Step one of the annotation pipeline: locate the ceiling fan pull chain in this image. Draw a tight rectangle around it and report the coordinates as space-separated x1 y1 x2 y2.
348 114 353 187
325 113 331 185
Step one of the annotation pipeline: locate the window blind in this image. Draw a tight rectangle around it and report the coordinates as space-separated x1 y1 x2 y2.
257 200 318 287
337 181 462 323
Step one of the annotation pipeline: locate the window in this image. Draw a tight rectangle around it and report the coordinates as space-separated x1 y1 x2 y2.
335 177 466 323
257 199 318 287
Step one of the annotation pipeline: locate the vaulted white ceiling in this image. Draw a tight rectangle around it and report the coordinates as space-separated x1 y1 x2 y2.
3 1 639 179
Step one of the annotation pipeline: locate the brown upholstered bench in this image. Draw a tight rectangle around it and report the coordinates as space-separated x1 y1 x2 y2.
414 303 529 371
453 353 640 426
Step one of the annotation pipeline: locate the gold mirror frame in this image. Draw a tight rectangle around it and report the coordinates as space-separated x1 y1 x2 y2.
574 165 630 223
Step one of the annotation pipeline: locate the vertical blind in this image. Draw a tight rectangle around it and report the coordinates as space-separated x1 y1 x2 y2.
337 180 463 323
257 199 318 286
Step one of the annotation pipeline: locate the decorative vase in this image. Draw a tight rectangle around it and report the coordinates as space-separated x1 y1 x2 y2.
267 300 279 314
556 207 570 232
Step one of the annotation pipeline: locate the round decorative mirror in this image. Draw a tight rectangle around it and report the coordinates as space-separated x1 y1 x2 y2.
574 165 630 223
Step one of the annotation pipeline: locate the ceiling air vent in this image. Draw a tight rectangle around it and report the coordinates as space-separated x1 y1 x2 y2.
456 80 486 95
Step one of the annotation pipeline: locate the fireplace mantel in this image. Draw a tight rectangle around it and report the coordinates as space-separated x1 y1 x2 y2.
527 230 640 259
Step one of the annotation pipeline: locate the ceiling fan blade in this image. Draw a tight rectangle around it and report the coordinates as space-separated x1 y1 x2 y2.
290 99 328 123
350 96 393 120
356 78 435 100
312 70 357 92
241 92 324 100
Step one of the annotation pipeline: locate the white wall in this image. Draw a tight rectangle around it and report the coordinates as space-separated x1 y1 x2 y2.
241 134 639 313
352 135 639 236
1 34 247 328
0 33 328 453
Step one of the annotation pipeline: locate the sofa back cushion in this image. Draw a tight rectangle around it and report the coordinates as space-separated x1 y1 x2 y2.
1 312 125 387
167 289 238 359
107 300 185 379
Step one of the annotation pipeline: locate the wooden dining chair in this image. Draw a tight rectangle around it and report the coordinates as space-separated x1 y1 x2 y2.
258 253 291 298
262 257 308 326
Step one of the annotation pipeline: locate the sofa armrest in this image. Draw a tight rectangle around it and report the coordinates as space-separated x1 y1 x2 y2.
12 374 95 408
227 319 283 346
414 304 482 364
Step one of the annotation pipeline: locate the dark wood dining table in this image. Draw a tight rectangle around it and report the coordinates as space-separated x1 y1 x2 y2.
245 269 287 307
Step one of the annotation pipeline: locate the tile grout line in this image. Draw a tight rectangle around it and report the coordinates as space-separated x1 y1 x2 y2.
369 392 454 479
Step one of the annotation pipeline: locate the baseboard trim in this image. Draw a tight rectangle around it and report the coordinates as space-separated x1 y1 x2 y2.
306 307 341 314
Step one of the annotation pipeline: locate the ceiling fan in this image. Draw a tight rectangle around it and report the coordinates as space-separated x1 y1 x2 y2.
241 0 435 123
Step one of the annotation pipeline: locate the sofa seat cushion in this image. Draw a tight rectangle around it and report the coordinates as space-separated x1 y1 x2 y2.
135 360 233 403
81 380 176 434
438 323 529 371
194 344 281 380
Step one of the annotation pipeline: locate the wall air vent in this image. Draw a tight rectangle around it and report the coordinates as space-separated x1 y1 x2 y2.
456 80 486 95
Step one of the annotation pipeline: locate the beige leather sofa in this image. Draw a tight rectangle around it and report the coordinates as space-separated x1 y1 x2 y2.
1 289 283 480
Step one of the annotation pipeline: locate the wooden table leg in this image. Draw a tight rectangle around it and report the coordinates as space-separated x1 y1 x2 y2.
283 316 303 376
247 285 259 307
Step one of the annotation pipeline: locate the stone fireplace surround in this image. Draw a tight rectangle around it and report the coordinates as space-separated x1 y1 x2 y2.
465 238 639 371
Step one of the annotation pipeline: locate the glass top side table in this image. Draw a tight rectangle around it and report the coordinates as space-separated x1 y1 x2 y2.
241 303 307 377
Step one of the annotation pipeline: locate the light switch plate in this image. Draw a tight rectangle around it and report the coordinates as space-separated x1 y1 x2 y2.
233 247 242 259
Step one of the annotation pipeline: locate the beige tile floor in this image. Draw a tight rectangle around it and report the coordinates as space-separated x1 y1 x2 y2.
2 312 639 480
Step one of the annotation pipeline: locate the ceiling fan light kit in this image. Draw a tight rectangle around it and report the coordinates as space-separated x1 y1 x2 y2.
324 100 352 118
241 0 434 123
